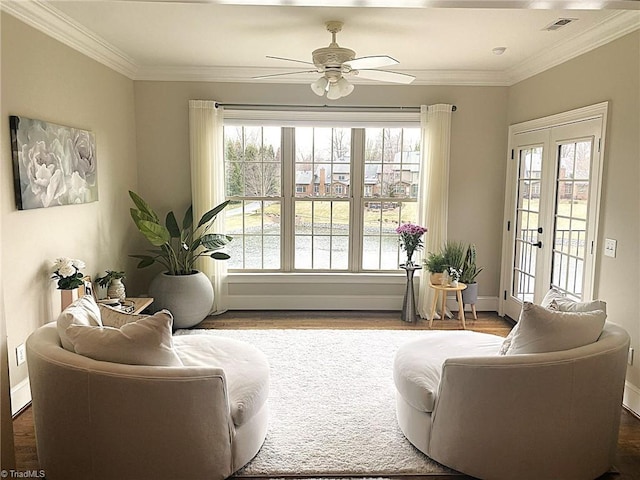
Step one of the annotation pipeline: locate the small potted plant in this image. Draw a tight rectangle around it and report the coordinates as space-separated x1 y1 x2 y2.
96 270 127 302
460 244 483 306
424 252 447 285
447 266 461 287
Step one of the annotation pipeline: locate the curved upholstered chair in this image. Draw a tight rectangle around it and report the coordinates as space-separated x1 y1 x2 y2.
394 323 630 480
27 321 269 480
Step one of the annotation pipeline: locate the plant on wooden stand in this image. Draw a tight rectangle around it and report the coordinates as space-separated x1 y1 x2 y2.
424 251 447 285
460 243 483 309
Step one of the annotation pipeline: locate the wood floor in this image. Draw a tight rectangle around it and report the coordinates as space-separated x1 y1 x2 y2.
12 310 640 479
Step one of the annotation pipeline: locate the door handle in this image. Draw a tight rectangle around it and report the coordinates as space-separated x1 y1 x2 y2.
528 240 543 248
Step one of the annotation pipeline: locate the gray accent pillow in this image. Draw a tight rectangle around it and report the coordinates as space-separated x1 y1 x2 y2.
66 310 183 366
504 302 606 355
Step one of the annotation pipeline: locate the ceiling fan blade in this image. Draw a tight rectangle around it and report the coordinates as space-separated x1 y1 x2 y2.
253 70 318 80
355 69 415 85
345 55 398 70
266 56 315 66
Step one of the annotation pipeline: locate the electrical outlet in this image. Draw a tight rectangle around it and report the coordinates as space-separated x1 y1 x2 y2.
604 238 617 258
16 343 26 366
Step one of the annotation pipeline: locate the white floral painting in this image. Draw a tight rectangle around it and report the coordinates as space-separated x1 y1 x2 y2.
9 116 98 210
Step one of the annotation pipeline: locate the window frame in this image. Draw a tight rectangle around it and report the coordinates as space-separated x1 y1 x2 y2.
222 111 421 275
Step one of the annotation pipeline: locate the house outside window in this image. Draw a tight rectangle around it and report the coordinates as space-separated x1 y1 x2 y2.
224 123 421 272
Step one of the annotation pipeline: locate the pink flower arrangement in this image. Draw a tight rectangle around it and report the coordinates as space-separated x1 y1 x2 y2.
396 223 428 266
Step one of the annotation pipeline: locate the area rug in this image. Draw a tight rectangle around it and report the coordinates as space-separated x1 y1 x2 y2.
175 329 457 477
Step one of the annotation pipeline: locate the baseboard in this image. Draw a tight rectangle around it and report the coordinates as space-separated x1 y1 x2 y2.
11 378 31 416
446 296 499 314
228 294 404 310
623 381 640 417
227 294 499 312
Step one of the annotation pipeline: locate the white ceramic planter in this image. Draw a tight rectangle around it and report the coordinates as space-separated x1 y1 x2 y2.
149 271 214 329
107 278 126 302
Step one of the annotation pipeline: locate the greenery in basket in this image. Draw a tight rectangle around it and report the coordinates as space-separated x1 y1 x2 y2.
460 244 483 284
424 251 447 273
129 191 232 276
424 241 482 284
95 270 125 288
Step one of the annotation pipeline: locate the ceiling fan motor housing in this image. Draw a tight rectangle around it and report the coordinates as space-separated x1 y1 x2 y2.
312 46 355 79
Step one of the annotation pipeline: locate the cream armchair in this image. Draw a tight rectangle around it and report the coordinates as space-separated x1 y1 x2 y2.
394 323 630 480
27 322 269 480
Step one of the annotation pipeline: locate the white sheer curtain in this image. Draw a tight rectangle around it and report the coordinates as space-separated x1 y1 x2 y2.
417 104 454 319
188 100 227 314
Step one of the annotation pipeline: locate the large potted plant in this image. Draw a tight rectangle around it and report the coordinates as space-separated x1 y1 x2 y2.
460 243 483 306
129 191 231 328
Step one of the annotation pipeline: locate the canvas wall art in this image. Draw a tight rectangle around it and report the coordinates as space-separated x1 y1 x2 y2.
9 116 98 210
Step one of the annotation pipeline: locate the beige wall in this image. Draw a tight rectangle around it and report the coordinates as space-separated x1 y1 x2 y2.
1 15 16 466
133 81 509 303
1 14 139 399
508 32 640 388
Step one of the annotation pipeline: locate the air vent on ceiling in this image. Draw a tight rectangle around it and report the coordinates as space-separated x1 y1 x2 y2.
543 18 578 31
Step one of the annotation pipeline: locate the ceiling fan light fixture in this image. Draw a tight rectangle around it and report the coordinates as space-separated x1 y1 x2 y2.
326 82 343 100
311 77 329 96
336 77 354 96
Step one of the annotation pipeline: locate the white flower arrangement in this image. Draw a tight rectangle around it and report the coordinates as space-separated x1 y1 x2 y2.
447 266 461 283
52 257 85 290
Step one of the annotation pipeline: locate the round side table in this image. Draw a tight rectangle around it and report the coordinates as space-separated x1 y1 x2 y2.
429 282 467 329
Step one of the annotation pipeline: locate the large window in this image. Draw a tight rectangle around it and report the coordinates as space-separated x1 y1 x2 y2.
224 124 421 272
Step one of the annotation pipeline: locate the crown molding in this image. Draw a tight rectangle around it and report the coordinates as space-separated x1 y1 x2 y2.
0 0 138 79
1 1 638 86
506 10 640 85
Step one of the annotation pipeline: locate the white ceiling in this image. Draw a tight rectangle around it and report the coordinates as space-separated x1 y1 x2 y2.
3 1 640 86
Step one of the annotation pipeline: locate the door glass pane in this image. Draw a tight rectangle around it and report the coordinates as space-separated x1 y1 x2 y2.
551 140 592 298
512 146 543 302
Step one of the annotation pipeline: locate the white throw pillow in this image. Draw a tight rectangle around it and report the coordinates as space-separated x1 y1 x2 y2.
57 295 102 352
66 310 183 366
549 297 607 314
499 289 607 355
505 302 606 355
98 304 147 328
540 287 565 308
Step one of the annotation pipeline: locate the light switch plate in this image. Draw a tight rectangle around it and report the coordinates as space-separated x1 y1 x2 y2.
604 238 617 258
16 343 26 366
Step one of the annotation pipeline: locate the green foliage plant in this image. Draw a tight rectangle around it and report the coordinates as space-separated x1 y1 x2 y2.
443 241 466 272
129 191 232 276
460 244 483 284
424 251 447 273
95 270 125 288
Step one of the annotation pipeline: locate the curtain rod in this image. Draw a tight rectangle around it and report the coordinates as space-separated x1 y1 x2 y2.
214 103 457 112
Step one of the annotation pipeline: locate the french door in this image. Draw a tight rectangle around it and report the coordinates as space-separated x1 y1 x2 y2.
500 104 607 320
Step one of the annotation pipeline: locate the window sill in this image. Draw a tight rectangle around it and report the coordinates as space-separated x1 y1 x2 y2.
227 272 410 285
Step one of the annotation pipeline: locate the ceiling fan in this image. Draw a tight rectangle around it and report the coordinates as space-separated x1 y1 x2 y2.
254 21 415 100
